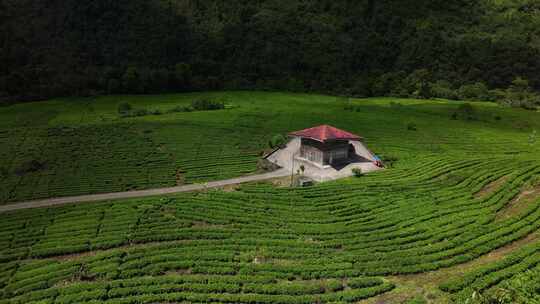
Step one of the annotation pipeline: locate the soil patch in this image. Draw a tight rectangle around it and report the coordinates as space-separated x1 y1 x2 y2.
53 250 100 261
166 268 192 275
220 184 241 192
190 221 226 229
496 183 540 221
474 175 508 199
175 168 185 185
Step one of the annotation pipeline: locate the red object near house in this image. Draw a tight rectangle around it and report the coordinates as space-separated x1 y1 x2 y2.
289 125 362 142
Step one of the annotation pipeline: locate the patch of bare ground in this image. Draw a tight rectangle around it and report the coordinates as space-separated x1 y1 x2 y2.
175 168 185 185
360 232 539 304
496 183 540 221
166 268 192 275
190 221 226 228
220 184 241 192
269 175 298 188
474 175 509 199
53 250 100 261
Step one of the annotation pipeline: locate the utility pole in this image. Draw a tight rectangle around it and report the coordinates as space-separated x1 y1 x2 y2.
290 151 297 186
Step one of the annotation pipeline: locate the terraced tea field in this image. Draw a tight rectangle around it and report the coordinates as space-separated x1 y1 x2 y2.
1 91 538 203
0 92 539 303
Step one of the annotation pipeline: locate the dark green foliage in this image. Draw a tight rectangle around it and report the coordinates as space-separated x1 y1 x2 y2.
121 100 223 118
3 1 540 102
191 99 225 111
500 77 540 110
133 109 149 117
15 160 46 176
431 80 458 100
457 103 476 120
168 105 193 113
381 155 398 168
117 102 132 115
407 122 418 131
406 69 433 100
351 168 363 177
458 83 490 101
269 134 287 149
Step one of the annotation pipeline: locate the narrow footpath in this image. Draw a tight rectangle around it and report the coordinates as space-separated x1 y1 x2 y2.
0 169 290 213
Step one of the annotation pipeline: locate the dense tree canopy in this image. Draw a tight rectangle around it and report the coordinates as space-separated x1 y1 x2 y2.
1 0 540 102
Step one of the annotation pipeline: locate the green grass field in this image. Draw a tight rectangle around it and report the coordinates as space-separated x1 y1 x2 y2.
0 92 539 303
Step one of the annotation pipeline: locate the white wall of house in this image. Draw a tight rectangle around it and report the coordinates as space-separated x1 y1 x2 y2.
351 140 376 161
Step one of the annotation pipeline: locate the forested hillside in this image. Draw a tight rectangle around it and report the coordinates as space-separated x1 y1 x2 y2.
2 0 540 102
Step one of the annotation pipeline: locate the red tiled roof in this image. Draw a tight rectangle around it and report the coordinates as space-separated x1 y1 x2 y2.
289 125 362 142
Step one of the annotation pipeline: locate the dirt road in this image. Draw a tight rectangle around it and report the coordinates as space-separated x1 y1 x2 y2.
0 169 290 213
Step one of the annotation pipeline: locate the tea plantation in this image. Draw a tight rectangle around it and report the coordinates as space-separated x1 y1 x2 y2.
0 92 539 303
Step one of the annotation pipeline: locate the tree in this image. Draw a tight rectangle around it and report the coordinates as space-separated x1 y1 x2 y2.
117 102 132 115
122 67 140 93
402 69 432 99
174 63 192 90
458 82 490 101
431 80 458 100
501 77 540 110
3 0 540 101
269 134 287 149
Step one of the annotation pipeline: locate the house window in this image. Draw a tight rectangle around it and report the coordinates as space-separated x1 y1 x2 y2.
328 149 348 164
301 146 322 164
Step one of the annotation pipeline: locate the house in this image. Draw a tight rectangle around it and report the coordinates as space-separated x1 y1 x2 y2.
265 125 382 182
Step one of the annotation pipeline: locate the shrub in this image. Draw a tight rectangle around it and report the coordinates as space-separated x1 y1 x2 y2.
404 69 432 99
168 105 193 113
133 109 149 117
117 102 132 115
457 103 476 120
431 80 458 100
339 97 352 110
15 160 46 176
389 101 402 108
381 155 398 168
269 134 287 149
499 77 540 110
458 82 489 101
352 168 363 177
191 99 225 111
407 122 417 131
325 279 343 292
257 159 280 172
348 277 383 288
528 130 537 146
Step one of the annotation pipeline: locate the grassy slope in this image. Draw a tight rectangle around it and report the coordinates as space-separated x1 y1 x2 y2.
0 92 539 303
1 91 539 203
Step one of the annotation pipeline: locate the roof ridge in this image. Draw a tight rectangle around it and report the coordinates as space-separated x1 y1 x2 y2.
289 125 362 142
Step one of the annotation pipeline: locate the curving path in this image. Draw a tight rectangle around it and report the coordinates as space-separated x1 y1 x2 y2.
0 169 290 213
